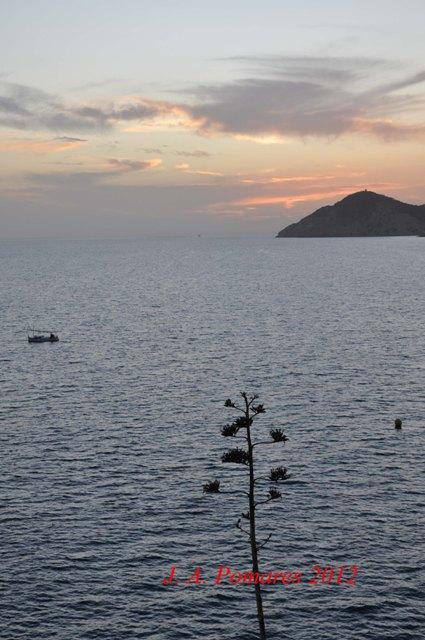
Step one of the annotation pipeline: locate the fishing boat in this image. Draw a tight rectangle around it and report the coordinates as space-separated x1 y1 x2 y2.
28 329 59 343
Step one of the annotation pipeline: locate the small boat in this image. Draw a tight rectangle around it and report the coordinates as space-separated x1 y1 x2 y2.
28 329 59 343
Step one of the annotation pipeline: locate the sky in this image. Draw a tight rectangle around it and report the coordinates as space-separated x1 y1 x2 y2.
1 0 425 237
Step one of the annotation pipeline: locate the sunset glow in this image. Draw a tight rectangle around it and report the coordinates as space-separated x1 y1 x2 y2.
1 1 425 236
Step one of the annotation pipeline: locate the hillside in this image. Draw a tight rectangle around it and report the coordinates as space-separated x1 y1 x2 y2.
276 191 425 237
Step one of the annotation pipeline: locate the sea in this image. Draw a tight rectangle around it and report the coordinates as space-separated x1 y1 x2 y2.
1 236 424 639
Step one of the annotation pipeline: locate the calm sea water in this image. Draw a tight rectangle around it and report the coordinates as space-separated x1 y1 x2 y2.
1 236 424 640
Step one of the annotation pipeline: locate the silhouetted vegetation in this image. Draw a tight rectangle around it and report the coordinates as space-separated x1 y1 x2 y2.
203 479 220 493
203 392 290 640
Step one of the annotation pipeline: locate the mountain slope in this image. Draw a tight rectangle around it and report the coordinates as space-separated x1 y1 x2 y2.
276 191 425 237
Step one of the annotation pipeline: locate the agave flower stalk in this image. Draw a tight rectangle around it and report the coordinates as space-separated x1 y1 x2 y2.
203 392 290 640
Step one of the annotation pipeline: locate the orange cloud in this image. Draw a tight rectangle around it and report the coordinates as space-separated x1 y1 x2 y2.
189 169 222 176
107 157 162 172
233 134 286 144
234 188 357 208
175 162 222 177
211 183 398 216
240 174 338 185
0 137 87 153
121 100 203 133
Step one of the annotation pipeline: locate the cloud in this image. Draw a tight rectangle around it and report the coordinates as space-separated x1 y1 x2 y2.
175 162 222 177
107 157 162 172
142 147 164 154
0 136 87 153
56 136 87 142
0 83 59 128
174 149 211 157
353 118 425 140
240 174 340 185
175 57 425 141
0 81 172 132
220 54 387 85
27 157 162 187
372 70 425 95
1 57 425 141
209 182 397 219
187 169 222 176
0 96 31 117
209 182 397 215
231 188 362 209
182 58 425 140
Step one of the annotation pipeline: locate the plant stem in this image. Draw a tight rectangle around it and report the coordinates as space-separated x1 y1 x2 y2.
244 395 267 640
